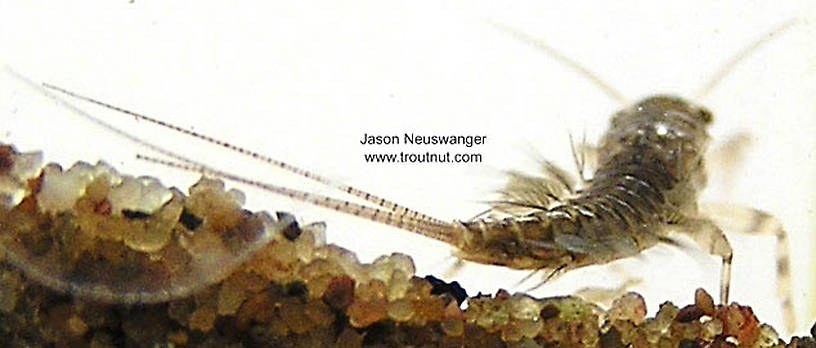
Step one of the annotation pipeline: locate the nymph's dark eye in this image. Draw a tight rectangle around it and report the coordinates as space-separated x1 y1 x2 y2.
697 108 713 124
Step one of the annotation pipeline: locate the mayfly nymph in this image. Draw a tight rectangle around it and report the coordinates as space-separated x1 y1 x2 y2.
3 19 796 333
457 95 719 271
35 85 793 332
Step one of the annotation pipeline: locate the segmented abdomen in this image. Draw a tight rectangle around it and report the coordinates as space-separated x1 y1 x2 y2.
458 96 710 271
554 148 678 264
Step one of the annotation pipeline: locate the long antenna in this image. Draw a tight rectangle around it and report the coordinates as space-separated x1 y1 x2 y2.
487 20 628 105
490 19 797 105
695 20 797 100
41 83 448 227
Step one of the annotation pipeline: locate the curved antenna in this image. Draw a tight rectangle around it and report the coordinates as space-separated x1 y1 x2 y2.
695 20 797 100
487 20 628 105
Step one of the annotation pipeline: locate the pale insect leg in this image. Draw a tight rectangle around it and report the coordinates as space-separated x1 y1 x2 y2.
522 264 568 293
705 133 753 196
671 218 734 306
512 269 542 290
554 237 694 305
571 239 697 305
574 277 644 307
690 19 797 333
700 203 795 333
491 19 796 311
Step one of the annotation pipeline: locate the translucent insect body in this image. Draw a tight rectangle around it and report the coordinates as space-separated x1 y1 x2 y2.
2 20 796 332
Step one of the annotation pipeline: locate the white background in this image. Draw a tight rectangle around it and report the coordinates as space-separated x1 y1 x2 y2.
2 0 815 337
